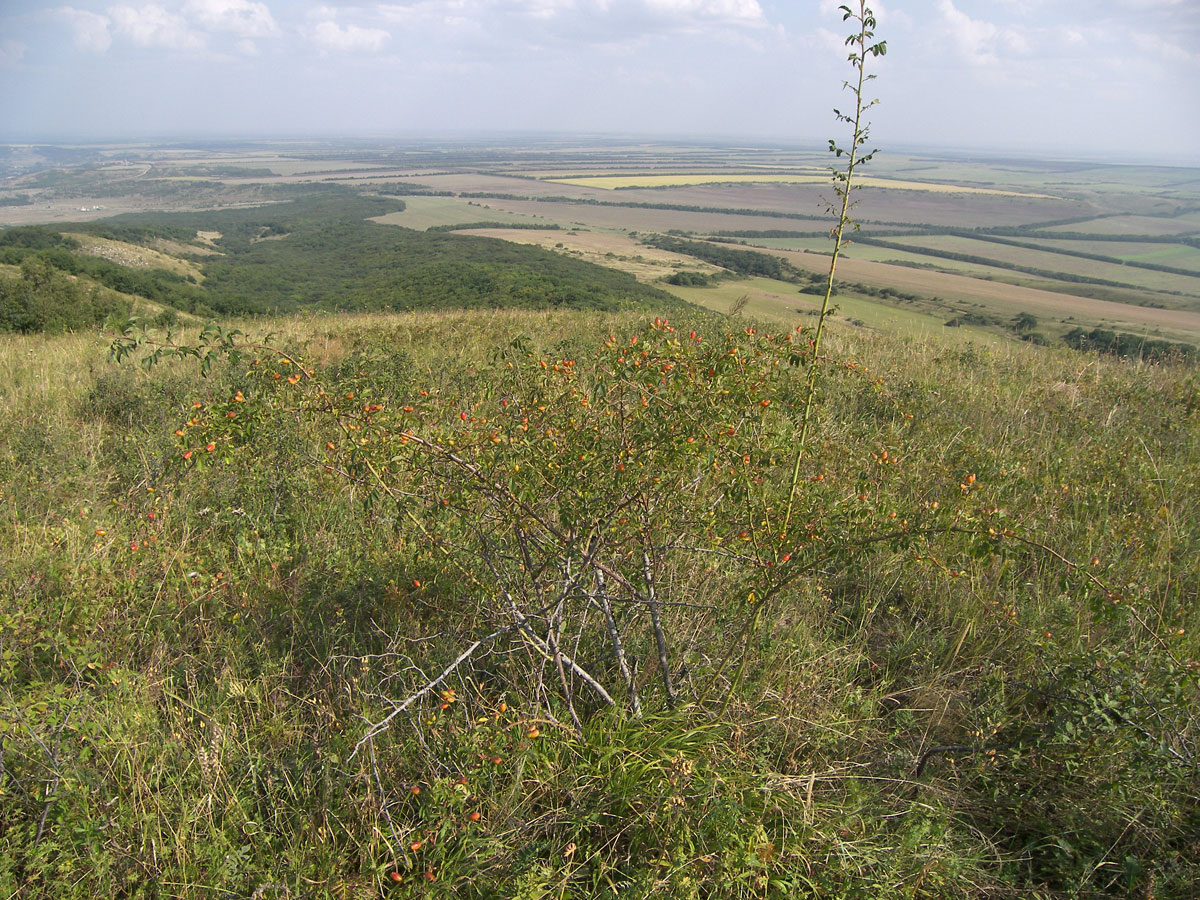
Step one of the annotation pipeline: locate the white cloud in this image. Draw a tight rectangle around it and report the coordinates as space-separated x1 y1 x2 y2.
0 39 27 66
510 0 576 22
183 0 278 38
1116 0 1189 8
641 0 764 24
108 3 206 49
377 1 477 27
1131 30 1199 66
811 25 845 55
309 20 391 53
55 6 113 51
51 0 277 54
380 0 766 35
935 0 1029 66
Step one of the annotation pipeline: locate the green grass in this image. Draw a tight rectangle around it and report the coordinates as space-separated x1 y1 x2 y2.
371 196 552 231
660 274 965 337
2 309 1196 898
1045 214 1200 236
1039 238 1200 272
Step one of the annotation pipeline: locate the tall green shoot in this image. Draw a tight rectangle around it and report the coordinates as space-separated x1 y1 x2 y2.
785 1 886 530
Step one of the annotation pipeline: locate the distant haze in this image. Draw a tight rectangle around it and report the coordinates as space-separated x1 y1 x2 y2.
1 0 1197 165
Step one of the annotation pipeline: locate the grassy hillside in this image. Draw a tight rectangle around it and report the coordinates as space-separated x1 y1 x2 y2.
2 309 1197 898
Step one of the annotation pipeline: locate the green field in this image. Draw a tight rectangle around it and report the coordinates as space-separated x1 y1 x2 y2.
659 273 967 337
1038 238 1200 271
882 234 1200 298
370 195 553 230
773 246 1200 343
1046 212 1200 236
741 235 1046 282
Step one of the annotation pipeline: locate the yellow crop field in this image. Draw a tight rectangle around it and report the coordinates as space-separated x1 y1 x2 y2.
546 173 1060 198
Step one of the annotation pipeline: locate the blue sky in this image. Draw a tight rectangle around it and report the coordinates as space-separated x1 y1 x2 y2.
1 0 1197 163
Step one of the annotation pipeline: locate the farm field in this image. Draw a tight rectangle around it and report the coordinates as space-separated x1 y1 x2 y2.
881 234 1200 299
392 175 1094 228
745 235 1043 278
369 196 550 230
544 172 1061 197
1038 239 1200 270
457 226 726 282
719 238 1200 323
774 247 1200 343
1045 212 1200 236
454 196 831 234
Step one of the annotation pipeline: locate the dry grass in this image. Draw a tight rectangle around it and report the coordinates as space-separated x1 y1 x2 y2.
457 227 722 282
3 309 1196 899
64 233 207 281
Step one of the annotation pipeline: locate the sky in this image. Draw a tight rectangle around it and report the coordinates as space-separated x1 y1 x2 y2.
1 0 1198 163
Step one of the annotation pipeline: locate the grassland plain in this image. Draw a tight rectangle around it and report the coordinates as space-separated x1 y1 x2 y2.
0 309 1197 899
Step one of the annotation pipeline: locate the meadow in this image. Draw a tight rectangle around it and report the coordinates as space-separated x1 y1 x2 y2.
2 306 1198 899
